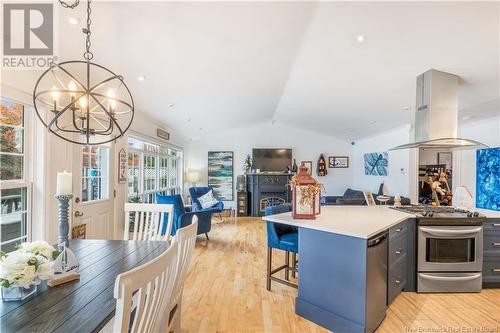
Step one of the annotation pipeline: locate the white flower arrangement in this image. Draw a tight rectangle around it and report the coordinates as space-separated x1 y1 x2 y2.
0 241 59 289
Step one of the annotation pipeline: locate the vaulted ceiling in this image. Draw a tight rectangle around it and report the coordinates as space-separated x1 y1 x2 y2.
3 1 499 141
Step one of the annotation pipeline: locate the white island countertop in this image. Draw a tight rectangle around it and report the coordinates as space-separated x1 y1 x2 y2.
263 206 416 239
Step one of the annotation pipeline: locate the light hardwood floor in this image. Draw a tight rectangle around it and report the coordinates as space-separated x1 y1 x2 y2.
181 217 500 333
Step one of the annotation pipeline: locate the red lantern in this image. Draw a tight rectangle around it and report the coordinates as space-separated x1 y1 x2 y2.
291 163 321 219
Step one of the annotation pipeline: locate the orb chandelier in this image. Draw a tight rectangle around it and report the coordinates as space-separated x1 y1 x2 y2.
33 0 134 145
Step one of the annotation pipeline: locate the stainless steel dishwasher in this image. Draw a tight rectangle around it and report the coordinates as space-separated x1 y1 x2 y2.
366 231 388 333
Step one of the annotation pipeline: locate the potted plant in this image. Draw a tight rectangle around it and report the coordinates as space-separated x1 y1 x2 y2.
0 241 59 301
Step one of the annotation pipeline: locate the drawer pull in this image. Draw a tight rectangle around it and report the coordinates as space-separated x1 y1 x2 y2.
395 279 401 284
493 269 500 273
395 228 402 232
395 250 402 255
493 243 500 247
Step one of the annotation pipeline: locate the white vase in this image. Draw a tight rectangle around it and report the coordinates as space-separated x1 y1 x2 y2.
1 285 37 302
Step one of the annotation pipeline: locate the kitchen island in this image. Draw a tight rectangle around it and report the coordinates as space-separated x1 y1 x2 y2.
264 206 416 333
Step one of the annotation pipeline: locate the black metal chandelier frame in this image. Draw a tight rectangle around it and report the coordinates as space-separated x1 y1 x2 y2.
32 0 134 145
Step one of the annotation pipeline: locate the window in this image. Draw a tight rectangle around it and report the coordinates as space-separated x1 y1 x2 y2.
82 146 109 202
0 99 24 181
127 137 182 203
1 98 30 252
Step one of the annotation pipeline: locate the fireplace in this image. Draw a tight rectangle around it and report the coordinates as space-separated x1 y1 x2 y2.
246 174 292 216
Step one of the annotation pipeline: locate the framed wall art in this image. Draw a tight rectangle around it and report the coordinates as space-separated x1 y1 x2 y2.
329 156 349 168
476 147 500 211
118 148 127 183
208 151 234 201
364 152 388 176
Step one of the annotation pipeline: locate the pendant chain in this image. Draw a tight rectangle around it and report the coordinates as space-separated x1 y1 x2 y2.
58 0 93 61
59 0 79 9
83 0 93 61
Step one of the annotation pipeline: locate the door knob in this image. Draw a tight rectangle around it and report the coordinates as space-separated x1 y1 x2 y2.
74 210 84 217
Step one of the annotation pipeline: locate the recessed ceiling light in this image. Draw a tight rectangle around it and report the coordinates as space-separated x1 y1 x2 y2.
68 17 79 25
168 103 175 108
403 106 410 111
369 120 376 124
137 75 145 82
356 35 365 43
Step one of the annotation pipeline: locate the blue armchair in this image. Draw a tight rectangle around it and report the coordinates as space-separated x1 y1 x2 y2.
189 187 224 221
264 204 298 291
155 193 212 240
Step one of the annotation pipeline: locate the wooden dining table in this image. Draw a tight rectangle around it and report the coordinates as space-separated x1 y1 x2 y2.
0 239 170 333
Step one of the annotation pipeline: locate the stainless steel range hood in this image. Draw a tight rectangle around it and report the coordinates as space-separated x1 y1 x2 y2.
390 69 488 151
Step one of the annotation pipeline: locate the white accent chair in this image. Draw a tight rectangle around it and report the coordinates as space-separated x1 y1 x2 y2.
112 240 179 333
124 203 174 241
160 216 199 333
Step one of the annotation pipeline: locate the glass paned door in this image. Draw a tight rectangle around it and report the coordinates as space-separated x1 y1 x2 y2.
82 146 109 202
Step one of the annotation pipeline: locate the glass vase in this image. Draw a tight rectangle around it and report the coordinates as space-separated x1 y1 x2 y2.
1 285 37 302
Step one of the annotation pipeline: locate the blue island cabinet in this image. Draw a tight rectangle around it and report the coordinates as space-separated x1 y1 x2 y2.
295 227 387 333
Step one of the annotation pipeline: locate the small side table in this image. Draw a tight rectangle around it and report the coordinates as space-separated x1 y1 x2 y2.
376 195 391 205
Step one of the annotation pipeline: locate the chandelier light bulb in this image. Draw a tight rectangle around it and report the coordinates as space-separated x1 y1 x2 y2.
51 86 60 102
107 89 117 109
79 95 88 109
68 81 77 98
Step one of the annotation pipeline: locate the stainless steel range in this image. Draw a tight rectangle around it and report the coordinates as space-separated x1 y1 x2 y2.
391 206 485 293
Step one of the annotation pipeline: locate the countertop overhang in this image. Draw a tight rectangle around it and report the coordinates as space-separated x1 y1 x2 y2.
263 206 416 239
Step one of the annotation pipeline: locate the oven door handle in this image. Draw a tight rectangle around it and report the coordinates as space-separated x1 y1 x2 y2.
419 227 482 236
419 273 482 281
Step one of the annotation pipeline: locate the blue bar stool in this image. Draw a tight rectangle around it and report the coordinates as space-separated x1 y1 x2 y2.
264 204 298 290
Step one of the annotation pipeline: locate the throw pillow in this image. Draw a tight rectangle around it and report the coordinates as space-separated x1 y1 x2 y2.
198 190 219 209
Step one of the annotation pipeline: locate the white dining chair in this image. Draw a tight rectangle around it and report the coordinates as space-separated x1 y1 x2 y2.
160 216 198 333
111 240 179 333
124 203 174 241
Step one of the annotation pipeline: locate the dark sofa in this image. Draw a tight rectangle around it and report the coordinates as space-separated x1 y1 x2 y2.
321 188 411 206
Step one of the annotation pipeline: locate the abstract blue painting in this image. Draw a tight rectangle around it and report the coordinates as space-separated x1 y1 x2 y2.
364 152 388 176
208 151 233 201
476 147 500 211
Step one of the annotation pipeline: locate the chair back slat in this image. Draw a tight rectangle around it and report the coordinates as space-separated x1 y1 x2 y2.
159 216 198 332
113 241 179 333
124 203 174 241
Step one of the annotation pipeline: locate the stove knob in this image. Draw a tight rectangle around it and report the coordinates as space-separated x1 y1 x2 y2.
428 212 434 218
473 211 480 217
467 212 473 218
422 211 428 217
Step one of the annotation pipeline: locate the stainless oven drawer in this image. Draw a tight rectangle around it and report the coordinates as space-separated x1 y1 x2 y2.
417 272 482 293
418 226 483 272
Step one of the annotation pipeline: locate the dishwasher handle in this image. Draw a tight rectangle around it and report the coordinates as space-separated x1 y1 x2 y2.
367 232 388 247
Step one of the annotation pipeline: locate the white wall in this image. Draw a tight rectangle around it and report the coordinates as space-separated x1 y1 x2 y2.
352 125 412 198
454 115 500 205
187 121 353 207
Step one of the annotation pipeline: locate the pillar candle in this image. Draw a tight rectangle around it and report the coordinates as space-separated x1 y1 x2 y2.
56 171 73 196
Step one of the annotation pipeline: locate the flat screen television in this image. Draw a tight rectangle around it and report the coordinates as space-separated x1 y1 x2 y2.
252 148 292 172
